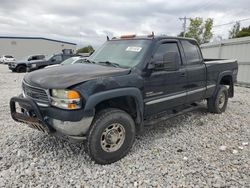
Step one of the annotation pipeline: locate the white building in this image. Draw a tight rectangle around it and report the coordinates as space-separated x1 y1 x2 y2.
201 37 250 86
0 36 77 60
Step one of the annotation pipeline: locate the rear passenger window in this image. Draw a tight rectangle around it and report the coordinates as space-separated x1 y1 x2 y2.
181 40 202 64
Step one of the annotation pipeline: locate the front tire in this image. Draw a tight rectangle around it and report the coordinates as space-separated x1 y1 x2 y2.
86 108 136 164
207 85 228 114
16 65 26 73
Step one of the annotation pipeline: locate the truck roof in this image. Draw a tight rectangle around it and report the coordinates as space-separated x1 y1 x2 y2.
110 35 197 43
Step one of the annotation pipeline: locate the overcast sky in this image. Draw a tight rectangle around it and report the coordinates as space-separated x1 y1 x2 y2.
1 0 250 48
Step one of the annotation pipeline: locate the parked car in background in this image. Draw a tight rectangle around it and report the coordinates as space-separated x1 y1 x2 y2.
0 55 16 64
8 54 45 72
45 56 85 69
9 52 80 73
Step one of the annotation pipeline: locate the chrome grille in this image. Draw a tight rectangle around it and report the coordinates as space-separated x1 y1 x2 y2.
22 82 49 104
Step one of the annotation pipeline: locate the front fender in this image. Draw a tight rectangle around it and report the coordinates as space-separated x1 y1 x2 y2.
84 87 143 112
84 87 144 131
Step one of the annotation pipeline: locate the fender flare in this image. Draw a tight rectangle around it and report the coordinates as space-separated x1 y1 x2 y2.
217 71 233 85
215 71 234 97
84 87 144 131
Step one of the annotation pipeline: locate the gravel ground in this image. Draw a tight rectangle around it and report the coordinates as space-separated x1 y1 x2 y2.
0 64 250 188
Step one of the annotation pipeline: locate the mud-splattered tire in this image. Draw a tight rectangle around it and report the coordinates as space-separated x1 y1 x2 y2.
86 108 136 164
207 85 228 114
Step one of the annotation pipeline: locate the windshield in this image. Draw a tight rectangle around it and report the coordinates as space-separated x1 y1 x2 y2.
61 57 80 65
89 39 151 68
5 55 13 58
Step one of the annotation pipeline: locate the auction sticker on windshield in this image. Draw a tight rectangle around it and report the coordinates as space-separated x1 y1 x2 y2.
126 46 142 52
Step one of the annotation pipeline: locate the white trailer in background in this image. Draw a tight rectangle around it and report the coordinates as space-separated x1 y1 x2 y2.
201 37 250 86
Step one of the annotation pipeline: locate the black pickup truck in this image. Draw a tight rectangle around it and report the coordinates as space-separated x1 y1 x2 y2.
10 35 238 164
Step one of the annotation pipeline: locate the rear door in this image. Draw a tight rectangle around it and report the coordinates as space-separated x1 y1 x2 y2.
143 39 188 116
180 40 206 103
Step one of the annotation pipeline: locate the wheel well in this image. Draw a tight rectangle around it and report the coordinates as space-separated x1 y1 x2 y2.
16 64 27 69
220 75 233 97
17 64 26 67
95 96 138 121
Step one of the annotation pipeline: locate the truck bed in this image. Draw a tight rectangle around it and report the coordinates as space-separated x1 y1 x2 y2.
204 59 238 76
204 58 238 97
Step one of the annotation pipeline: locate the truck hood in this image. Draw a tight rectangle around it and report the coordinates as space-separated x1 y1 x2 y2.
24 63 131 89
16 60 29 64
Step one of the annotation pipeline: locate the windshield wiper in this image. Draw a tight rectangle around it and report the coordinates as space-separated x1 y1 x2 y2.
84 59 96 64
97 61 121 68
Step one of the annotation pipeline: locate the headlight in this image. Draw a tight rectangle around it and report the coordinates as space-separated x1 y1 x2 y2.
50 89 82 110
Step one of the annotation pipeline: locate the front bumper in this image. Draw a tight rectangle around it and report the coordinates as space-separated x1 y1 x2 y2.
8 63 17 70
10 96 94 142
4 61 14 64
10 97 53 133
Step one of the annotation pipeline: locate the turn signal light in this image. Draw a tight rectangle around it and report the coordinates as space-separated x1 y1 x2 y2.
67 90 80 99
120 34 136 38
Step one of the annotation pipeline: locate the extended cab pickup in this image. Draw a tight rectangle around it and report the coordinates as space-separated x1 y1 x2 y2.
10 35 238 164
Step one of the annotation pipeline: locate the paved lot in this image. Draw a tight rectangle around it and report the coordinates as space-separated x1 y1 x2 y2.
0 64 249 187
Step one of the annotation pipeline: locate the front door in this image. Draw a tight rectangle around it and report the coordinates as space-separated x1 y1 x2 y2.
143 40 188 116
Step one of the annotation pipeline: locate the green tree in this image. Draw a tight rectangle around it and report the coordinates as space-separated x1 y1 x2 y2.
77 45 94 53
183 17 213 44
202 18 213 43
185 17 203 43
236 26 250 38
229 22 240 38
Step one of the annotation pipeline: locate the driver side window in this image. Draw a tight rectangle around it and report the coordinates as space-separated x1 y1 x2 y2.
153 42 182 69
154 43 180 61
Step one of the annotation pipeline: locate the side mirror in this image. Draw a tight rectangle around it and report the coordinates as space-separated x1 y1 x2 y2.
148 51 180 71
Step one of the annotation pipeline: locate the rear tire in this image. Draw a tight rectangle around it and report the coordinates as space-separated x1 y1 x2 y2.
86 108 136 164
207 85 228 114
16 65 26 73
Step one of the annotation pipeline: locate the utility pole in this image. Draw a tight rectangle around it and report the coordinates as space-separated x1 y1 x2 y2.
179 16 190 37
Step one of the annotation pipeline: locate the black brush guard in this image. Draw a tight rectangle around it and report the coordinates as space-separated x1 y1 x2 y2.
10 97 54 133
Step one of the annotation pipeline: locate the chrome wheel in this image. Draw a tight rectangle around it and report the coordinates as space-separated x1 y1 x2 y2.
101 123 126 152
218 92 225 109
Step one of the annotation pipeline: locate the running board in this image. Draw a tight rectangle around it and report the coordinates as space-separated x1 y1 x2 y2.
144 104 202 127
